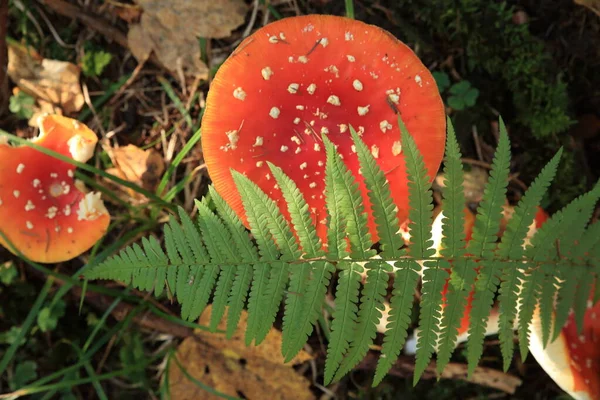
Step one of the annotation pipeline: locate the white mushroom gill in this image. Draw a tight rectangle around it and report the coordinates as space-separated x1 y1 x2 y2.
68 135 96 163
77 192 108 221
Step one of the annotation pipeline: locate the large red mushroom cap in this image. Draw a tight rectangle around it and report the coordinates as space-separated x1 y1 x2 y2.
0 115 110 263
201 15 446 243
529 292 600 400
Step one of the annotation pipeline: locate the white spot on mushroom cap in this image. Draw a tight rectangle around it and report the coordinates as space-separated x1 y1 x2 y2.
345 31 354 41
320 37 329 47
13 190 20 198
353 79 363 91
26 221 33 230
371 145 380 159
380 120 392 133
346 55 356 62
268 36 278 44
287 83 299 94
320 127 329 135
357 105 370 116
68 135 96 163
46 206 58 219
253 136 264 147
280 145 289 153
256 161 264 167
16 163 25 174
327 95 341 106
67 227 73 233
392 141 403 156
32 179 41 188
339 124 348 133
307 83 317 95
293 117 301 125
226 130 239 150
314 143 320 151
76 192 108 221
296 105 305 110
233 87 246 101
415 75 423 87
269 107 281 119
300 162 307 170
298 56 308 64
64 205 71 216
261 67 274 80
309 182 317 188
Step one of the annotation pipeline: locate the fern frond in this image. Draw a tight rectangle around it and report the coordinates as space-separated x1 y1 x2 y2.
193 199 236 331
231 170 282 345
322 135 374 258
284 261 335 362
551 184 600 340
374 260 421 386
398 116 435 258
516 265 542 359
324 262 363 385
466 261 502 376
413 261 449 383
187 203 223 322
440 117 467 258
538 264 559 347
350 126 403 256
468 118 511 258
334 261 391 381
208 186 258 338
436 259 477 374
233 170 297 344
268 162 324 358
496 149 561 367
324 135 349 261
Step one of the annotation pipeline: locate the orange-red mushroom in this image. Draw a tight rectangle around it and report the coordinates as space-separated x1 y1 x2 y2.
201 15 446 243
529 290 600 400
0 115 110 263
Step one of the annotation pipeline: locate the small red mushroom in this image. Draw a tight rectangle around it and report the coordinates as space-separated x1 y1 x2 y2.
201 15 446 243
0 115 110 263
529 290 600 400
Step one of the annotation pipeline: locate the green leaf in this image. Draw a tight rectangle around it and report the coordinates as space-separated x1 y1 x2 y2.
414 261 449 383
10 361 38 390
432 71 451 92
440 117 467 258
334 261 391 381
399 116 435 259
469 118 511 259
82 48 112 77
374 260 421 385
37 300 66 332
0 262 17 286
324 262 363 384
9 91 35 119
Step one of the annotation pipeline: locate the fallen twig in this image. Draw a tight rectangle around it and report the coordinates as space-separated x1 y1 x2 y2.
357 352 522 394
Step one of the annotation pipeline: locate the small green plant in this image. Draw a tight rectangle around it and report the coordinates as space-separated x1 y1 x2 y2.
9 360 38 391
433 72 480 110
86 116 600 386
37 300 66 332
81 44 112 78
9 91 35 120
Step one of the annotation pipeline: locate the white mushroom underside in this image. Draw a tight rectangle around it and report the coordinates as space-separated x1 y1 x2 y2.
77 192 109 221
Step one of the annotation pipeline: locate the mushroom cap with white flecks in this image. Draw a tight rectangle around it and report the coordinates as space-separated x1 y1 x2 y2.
0 115 110 263
529 292 600 400
201 15 446 243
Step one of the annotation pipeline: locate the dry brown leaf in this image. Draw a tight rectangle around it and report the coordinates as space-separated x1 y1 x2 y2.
167 306 314 400
105 144 165 200
574 0 600 17
128 0 247 78
7 42 84 114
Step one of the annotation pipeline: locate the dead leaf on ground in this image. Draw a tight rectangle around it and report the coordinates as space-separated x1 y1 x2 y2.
105 144 165 201
128 0 247 78
434 166 489 206
167 306 314 400
574 0 600 17
7 42 84 114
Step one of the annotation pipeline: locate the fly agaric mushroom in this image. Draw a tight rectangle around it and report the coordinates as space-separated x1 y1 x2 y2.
0 114 110 263
404 206 549 353
529 291 600 400
201 15 445 243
